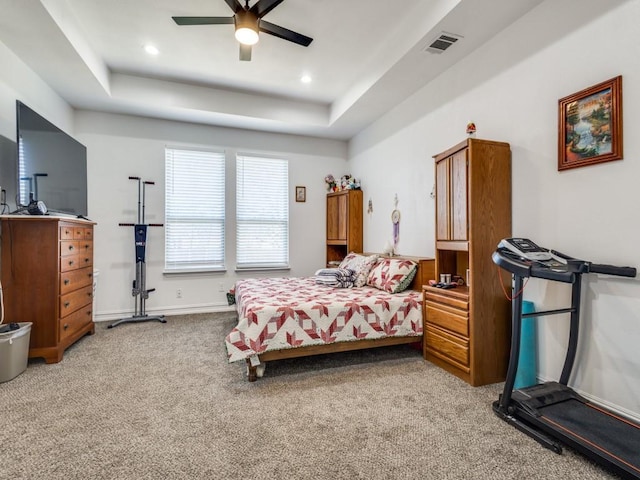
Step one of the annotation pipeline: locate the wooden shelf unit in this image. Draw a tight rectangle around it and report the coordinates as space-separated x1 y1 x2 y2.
1 216 96 363
424 138 512 386
326 189 363 265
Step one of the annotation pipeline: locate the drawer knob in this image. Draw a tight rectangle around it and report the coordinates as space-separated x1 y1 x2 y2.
84 258 89 263
68 260 74 266
68 245 74 251
64 279 70 285
63 323 69 330
87 292 92 298
64 301 70 308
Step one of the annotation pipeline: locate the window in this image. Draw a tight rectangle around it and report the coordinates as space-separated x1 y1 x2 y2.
165 147 225 272
236 154 289 269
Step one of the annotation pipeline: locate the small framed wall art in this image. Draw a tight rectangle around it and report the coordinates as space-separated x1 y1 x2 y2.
295 186 306 202
558 75 623 171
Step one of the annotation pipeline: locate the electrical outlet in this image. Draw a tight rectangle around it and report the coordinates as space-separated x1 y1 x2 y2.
218 282 225 292
176 288 182 298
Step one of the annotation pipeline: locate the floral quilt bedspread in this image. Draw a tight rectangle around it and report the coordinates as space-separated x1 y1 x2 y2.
225 277 423 363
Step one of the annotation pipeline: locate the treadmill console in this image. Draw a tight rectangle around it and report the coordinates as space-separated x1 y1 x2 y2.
498 238 553 261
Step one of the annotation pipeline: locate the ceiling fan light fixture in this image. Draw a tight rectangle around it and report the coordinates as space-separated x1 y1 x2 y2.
235 27 259 45
234 10 259 46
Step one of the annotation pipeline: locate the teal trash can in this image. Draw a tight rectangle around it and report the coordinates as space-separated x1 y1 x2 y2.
514 301 537 389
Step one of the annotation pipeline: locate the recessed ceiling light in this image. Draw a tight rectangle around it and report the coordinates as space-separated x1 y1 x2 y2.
300 74 312 84
144 44 159 55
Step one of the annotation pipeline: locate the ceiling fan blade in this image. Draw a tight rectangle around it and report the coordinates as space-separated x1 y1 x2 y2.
259 20 313 47
172 16 234 26
223 0 244 13
239 44 252 61
249 0 285 18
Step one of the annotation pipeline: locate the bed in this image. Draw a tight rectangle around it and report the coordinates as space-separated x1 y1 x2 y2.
225 254 435 381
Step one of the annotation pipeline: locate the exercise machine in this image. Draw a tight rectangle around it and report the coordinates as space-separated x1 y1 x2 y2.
109 177 166 329
492 238 639 479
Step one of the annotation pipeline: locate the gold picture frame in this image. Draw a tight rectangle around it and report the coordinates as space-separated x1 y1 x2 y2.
558 76 623 171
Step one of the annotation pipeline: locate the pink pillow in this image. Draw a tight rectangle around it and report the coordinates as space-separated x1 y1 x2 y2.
367 258 417 293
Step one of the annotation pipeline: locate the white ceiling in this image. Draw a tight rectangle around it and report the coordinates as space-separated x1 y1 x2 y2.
0 0 543 140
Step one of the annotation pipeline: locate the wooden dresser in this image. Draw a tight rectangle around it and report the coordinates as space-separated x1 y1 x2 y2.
424 139 512 386
1 216 96 363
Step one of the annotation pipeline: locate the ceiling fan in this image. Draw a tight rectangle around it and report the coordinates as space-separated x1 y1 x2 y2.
172 0 313 61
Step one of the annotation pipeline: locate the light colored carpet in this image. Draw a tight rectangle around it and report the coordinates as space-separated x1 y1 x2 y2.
0 313 618 479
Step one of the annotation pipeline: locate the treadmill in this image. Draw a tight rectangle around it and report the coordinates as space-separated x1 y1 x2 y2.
492 238 640 479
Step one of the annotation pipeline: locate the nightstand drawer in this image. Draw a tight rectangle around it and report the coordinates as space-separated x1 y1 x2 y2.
425 301 469 336
424 290 469 310
425 324 469 369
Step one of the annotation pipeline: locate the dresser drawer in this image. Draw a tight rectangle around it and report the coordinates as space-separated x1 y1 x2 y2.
60 240 79 257
60 285 93 317
77 239 93 256
60 225 75 239
425 324 469 370
60 252 93 272
60 267 94 295
59 304 93 342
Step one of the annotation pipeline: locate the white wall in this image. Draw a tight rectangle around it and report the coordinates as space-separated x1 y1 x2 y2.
75 111 347 320
349 0 640 418
0 41 74 139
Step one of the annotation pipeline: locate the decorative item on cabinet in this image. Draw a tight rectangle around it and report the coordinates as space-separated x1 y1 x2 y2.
1 217 96 363
466 121 476 137
424 138 512 387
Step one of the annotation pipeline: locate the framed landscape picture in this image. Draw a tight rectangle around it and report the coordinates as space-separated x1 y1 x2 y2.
558 76 622 171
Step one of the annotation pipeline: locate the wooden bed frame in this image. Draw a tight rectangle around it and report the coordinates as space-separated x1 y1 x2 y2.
245 255 435 381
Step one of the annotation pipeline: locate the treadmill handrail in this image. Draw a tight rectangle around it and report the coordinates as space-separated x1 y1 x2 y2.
588 263 637 277
551 249 638 277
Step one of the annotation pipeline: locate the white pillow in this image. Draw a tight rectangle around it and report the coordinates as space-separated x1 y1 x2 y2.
339 253 379 287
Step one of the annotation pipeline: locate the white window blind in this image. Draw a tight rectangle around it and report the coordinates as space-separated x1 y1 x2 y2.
165 147 225 272
236 154 289 269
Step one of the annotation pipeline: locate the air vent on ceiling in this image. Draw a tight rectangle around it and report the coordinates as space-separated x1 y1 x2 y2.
424 32 463 54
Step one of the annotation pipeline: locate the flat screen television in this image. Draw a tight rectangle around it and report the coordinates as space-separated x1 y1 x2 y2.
15 100 88 217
